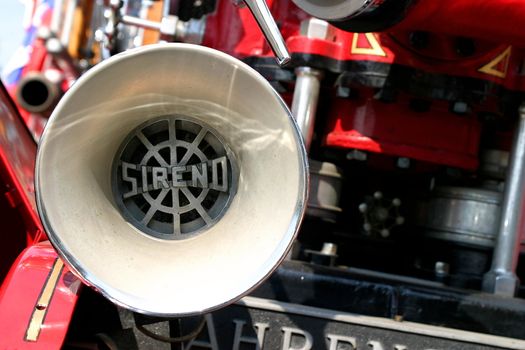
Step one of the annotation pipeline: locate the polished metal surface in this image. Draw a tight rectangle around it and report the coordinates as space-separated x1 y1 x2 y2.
113 116 238 239
36 43 308 316
307 160 342 222
481 149 509 180
291 0 381 21
16 73 60 113
291 67 323 151
419 186 502 248
121 15 162 31
483 105 525 296
60 0 78 46
242 0 291 66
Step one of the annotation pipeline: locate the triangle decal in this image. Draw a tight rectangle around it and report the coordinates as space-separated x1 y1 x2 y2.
478 46 512 79
351 33 387 57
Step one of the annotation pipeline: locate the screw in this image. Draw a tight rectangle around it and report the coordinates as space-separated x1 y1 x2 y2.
397 157 411 169
435 261 450 277
346 150 367 161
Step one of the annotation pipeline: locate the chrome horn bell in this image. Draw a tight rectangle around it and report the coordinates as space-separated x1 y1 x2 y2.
36 43 308 316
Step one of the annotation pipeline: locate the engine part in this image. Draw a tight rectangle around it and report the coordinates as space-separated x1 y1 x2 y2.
307 160 342 222
304 242 338 266
291 67 323 151
35 43 307 316
481 149 509 180
359 191 404 238
291 0 414 32
418 186 502 248
15 72 62 114
325 95 481 170
483 105 525 296
241 0 290 65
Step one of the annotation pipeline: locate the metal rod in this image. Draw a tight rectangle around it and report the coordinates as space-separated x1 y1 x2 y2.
60 0 78 46
242 0 291 66
51 0 64 34
291 67 323 151
162 0 171 17
121 15 162 31
483 104 525 296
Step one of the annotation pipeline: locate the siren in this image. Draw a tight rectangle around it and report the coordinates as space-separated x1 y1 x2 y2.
35 43 308 316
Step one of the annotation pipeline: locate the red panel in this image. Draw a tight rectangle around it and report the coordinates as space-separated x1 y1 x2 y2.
0 83 43 243
325 94 481 170
397 0 525 48
0 242 81 349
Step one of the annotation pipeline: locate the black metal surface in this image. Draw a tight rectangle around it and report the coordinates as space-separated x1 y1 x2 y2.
252 261 525 340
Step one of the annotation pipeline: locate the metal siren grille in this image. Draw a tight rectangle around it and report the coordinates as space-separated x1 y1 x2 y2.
112 116 238 240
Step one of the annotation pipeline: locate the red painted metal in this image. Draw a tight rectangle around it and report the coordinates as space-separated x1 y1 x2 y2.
0 83 43 243
0 242 81 350
203 1 524 91
324 91 481 170
396 0 525 48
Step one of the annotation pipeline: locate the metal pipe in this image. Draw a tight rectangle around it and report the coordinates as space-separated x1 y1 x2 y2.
61 0 78 47
16 72 61 114
291 67 323 151
242 0 291 66
162 0 171 17
121 15 162 31
483 105 525 296
51 0 64 34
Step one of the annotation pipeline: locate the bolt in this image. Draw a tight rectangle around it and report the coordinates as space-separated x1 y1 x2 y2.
346 150 367 161
336 86 351 98
397 157 411 169
300 18 332 40
320 242 338 256
435 261 450 277
395 216 405 225
452 101 469 114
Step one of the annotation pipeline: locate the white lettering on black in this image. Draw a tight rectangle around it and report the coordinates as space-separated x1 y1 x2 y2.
281 327 313 350
326 334 357 350
184 314 219 350
232 319 269 350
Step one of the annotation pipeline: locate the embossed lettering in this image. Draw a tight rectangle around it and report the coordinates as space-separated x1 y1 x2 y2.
153 167 169 190
326 334 356 350
185 315 219 350
210 156 228 191
121 162 138 198
232 319 269 350
121 156 229 197
281 327 313 350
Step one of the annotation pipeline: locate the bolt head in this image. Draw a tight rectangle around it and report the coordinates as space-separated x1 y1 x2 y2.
300 18 333 40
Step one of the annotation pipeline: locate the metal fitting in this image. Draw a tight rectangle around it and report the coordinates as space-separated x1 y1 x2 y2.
483 104 525 296
299 18 334 40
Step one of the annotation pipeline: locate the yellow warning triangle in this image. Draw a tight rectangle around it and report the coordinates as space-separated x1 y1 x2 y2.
351 33 387 57
478 46 512 79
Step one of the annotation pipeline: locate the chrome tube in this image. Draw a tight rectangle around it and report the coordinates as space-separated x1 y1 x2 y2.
121 15 162 31
291 67 323 151
51 0 64 34
242 0 290 66
483 104 525 296
60 0 78 46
